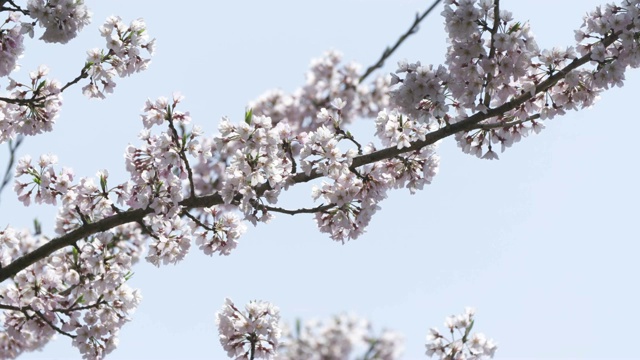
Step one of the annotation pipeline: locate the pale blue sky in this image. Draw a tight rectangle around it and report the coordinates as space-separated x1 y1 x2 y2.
3 0 640 359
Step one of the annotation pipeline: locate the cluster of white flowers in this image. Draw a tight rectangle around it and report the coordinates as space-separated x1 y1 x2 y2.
215 113 294 224
0 13 154 144
390 62 450 124
0 224 144 359
0 12 25 77
387 0 640 160
425 307 497 360
5 151 147 358
124 94 193 217
82 16 155 99
0 65 62 143
193 206 246 256
276 313 403 360
375 108 435 149
300 103 374 241
13 153 70 206
216 298 281 360
248 50 390 133
6 0 640 357
26 0 91 44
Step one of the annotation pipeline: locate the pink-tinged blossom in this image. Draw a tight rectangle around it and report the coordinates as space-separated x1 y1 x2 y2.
276 313 403 360
390 62 450 124
217 298 281 360
27 0 92 44
0 13 25 77
144 215 192 266
0 66 62 143
192 207 246 256
375 108 435 149
124 95 198 219
216 114 294 224
389 0 640 160
426 307 497 360
0 225 144 359
9 1 640 357
13 153 73 206
248 50 390 133
82 16 155 99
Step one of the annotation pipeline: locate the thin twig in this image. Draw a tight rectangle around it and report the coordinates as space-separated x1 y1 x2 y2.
32 308 76 338
167 118 196 199
470 113 541 131
483 0 501 107
359 0 443 83
0 303 76 338
183 210 215 231
0 66 90 105
0 134 23 204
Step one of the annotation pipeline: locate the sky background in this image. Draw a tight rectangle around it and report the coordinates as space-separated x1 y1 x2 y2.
2 0 640 359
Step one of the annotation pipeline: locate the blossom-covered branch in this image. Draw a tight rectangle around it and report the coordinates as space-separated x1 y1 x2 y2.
3 0 640 357
216 299 493 360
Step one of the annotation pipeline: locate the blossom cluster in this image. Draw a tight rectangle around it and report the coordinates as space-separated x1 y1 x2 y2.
27 0 91 44
276 313 404 360
0 12 25 77
125 95 247 265
216 298 282 360
193 206 246 256
6 0 640 358
425 307 497 360
0 66 62 143
4 153 147 358
216 113 294 224
0 9 154 145
302 101 440 241
82 16 155 99
216 300 405 360
387 0 640 160
125 94 194 217
248 50 390 133
13 153 70 206
0 224 145 359
302 103 384 241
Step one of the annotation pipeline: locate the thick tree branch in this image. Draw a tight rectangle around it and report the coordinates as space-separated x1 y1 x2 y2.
0 0 28 15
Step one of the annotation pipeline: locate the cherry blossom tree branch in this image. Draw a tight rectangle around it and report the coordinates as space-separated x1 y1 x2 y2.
0 303 75 338
0 26 621 283
359 0 443 82
0 207 147 282
0 61 100 202
0 57 96 106
352 32 619 168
